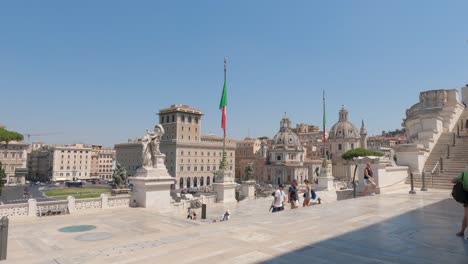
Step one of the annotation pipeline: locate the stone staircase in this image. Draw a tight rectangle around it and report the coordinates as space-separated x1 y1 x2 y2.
409 108 468 189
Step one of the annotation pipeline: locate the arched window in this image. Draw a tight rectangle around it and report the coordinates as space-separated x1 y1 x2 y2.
207 176 210 185
200 177 204 186
187 177 191 188
179 178 184 189
194 177 198 187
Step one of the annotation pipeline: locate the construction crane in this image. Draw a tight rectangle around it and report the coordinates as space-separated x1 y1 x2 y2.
22 132 63 142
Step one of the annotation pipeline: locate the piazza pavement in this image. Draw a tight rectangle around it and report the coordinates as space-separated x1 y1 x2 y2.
4 186 468 264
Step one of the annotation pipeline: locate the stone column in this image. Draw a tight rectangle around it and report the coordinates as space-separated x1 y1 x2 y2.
27 199 37 217
67 196 76 214
213 170 237 203
130 155 175 212
101 194 108 209
241 180 256 199
316 160 335 191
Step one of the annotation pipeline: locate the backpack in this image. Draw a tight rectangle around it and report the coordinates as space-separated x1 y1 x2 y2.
311 190 317 200
452 172 468 204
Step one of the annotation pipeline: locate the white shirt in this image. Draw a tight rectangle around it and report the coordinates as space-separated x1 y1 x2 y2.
274 189 285 207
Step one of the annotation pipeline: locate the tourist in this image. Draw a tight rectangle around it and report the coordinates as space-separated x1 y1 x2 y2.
289 179 299 209
220 210 230 221
272 184 286 213
302 179 311 207
452 171 468 238
187 208 193 220
192 211 197 220
363 163 378 196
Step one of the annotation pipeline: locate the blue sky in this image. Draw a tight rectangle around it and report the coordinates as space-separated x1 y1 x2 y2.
1 1 468 146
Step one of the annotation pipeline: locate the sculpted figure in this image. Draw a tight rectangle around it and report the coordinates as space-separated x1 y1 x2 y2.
142 124 165 169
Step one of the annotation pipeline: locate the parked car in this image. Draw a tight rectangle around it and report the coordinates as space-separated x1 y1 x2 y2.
65 181 83 188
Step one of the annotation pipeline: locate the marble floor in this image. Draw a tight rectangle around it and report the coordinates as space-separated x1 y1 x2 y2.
4 187 468 264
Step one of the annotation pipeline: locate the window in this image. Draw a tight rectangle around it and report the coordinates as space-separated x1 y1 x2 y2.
181 159 184 163
351 143 354 149
195 117 199 124
181 151 184 156
277 155 281 161
160 116 164 124
338 144 342 151
166 116 169 123
187 166 191 171
207 166 210 171
188 116 192 123
188 151 191 156
194 166 197 172
180 166 184 172
201 166 204 171
172 115 175 122
181 115 185 122
213 165 216 171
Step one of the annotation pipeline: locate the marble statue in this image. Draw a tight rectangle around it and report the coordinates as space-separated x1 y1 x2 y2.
244 163 254 180
112 161 128 189
142 124 165 169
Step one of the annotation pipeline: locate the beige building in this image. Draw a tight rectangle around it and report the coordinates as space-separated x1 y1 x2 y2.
28 144 93 182
158 104 236 190
50 144 93 182
91 145 115 180
235 137 263 182
0 140 29 184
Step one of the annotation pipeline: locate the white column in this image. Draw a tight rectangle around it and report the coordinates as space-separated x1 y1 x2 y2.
27 199 37 217
67 196 76 214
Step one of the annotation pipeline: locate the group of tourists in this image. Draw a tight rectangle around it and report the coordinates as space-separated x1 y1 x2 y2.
270 179 319 213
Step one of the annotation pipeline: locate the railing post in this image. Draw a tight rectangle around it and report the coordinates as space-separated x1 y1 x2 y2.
0 216 8 261
27 199 37 217
201 204 207 219
447 144 450 159
421 169 428 191
453 133 456 146
67 196 76 214
439 156 443 172
409 172 416 194
457 125 460 138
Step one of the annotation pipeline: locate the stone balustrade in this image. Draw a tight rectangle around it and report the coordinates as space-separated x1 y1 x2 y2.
0 194 131 218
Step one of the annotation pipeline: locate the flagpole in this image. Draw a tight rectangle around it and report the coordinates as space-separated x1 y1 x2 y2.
323 89 326 161
220 57 228 171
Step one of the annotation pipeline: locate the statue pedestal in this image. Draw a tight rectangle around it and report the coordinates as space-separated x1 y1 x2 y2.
213 170 237 203
111 188 130 196
317 160 335 191
130 167 174 212
241 180 256 199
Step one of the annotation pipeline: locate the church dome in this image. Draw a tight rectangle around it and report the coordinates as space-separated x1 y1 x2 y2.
329 107 359 140
271 114 302 150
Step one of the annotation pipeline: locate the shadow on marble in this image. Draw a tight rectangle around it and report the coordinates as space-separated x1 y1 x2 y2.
263 199 468 264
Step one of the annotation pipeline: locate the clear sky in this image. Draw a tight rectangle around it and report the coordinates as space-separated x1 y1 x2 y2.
1 1 468 146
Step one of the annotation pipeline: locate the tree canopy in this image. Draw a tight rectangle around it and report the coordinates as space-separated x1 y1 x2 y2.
0 127 24 143
341 148 384 161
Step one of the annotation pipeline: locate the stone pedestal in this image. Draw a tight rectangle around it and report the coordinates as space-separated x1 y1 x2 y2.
213 170 237 203
130 161 174 212
241 180 256 199
317 160 335 191
395 143 428 174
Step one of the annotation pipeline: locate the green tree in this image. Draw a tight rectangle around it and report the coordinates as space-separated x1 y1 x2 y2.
0 127 23 143
0 162 6 195
257 136 269 140
341 148 384 161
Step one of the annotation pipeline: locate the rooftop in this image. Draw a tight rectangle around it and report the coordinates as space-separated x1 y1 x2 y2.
158 104 203 115
6 188 467 263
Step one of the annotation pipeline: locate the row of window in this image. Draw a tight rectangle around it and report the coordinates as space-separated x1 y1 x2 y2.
180 151 233 157
60 150 89 154
0 145 24 150
160 115 200 124
61 160 88 165
2 153 23 159
61 155 89 159
58 172 88 177
179 176 210 189
99 164 112 168
179 165 233 172
59 166 88 170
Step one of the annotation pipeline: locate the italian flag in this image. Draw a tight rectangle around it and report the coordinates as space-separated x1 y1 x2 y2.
219 79 227 133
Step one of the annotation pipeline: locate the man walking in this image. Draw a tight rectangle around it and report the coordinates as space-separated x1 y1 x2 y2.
289 179 299 209
272 184 286 213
